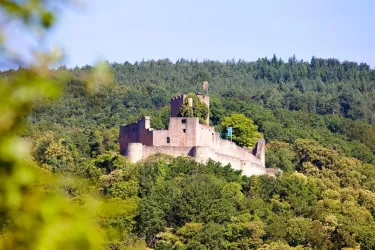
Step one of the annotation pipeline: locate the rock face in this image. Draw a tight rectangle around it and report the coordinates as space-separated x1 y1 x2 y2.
119 93 279 177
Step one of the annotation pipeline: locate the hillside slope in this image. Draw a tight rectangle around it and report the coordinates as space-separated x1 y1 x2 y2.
2 57 375 249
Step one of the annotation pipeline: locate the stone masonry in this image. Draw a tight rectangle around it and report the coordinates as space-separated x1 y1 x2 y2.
119 93 278 177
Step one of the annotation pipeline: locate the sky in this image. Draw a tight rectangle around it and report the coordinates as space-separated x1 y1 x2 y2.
43 0 374 67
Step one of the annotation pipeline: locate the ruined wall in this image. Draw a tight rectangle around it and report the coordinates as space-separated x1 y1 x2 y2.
167 117 199 147
126 143 143 162
125 141 271 176
241 161 266 176
196 123 217 147
170 95 186 117
125 143 266 176
208 137 264 167
170 94 210 125
152 130 169 146
253 139 266 166
195 147 243 171
168 117 187 147
193 146 265 176
143 145 193 159
119 117 153 155
265 168 281 176
120 117 201 154
197 94 210 124
138 117 153 145
126 143 193 163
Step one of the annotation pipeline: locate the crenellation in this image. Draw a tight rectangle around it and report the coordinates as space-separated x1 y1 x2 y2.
170 94 187 117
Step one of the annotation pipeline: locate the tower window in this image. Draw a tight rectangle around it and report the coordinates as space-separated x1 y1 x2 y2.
181 119 187 124
183 129 186 133
167 137 170 143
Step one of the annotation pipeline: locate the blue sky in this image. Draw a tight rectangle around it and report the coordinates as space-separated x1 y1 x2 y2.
46 0 374 67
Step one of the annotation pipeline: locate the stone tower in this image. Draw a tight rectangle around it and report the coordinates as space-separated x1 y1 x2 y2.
170 93 210 124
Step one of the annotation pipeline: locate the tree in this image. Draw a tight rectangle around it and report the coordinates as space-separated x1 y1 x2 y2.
266 141 295 172
179 93 209 124
0 2 104 249
221 114 262 147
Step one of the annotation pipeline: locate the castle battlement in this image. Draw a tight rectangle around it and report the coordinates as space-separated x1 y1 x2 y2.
171 94 185 101
119 93 279 177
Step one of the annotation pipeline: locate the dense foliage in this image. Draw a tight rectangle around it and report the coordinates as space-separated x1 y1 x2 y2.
0 1 114 249
108 56 375 123
1 57 373 249
3 12 375 246
179 92 209 124
136 150 375 249
220 113 262 147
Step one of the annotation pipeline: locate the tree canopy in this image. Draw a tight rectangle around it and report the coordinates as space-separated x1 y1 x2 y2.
221 113 262 147
178 92 209 124
3 58 375 249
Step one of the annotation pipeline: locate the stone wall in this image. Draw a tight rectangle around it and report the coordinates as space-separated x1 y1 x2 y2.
152 130 169 146
125 142 275 177
193 127 264 167
170 94 210 125
142 145 194 159
170 94 185 117
191 122 263 164
196 123 216 147
253 139 266 166
126 143 143 162
197 94 210 124
167 117 199 147
119 117 153 155
242 161 267 176
193 146 265 175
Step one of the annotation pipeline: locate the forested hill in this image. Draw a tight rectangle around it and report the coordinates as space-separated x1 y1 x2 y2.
107 56 375 122
4 56 375 123
3 56 375 249
8 56 375 165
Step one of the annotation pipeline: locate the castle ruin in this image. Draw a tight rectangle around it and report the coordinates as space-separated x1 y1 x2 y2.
120 93 278 177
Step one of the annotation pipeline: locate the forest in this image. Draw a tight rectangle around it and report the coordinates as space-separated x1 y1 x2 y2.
1 56 375 249
3 1 375 249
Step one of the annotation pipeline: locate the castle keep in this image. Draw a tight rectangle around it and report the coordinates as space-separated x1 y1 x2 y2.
120 93 276 176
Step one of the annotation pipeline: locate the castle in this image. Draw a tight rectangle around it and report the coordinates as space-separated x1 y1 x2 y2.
120 93 278 176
